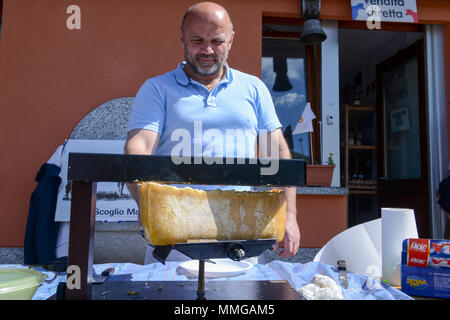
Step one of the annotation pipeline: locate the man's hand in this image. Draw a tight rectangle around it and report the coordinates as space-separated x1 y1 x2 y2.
272 208 301 258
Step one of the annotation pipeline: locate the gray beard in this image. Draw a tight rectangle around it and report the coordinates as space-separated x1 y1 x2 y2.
186 58 222 76
192 61 221 76
185 51 228 76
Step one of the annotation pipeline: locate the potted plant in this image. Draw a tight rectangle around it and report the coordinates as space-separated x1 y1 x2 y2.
306 152 335 187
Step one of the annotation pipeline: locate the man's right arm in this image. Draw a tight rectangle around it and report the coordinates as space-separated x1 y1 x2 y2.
124 128 160 205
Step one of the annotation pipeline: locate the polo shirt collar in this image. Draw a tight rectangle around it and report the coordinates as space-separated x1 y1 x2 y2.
223 62 232 83
174 62 190 85
175 61 233 86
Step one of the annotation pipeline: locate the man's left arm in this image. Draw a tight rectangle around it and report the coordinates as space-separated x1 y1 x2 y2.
258 128 300 258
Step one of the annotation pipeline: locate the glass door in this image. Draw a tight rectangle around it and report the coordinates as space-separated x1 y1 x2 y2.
382 56 421 180
377 39 430 237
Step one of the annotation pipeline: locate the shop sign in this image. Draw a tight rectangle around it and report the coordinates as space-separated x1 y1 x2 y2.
351 0 418 23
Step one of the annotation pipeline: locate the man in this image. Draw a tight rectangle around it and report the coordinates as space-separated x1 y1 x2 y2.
125 2 300 261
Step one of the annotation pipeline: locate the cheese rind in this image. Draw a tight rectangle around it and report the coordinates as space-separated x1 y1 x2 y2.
139 182 286 245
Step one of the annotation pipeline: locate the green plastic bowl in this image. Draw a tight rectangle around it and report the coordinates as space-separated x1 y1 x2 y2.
0 268 47 300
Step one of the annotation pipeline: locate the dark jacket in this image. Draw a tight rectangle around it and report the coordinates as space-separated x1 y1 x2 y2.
24 163 62 265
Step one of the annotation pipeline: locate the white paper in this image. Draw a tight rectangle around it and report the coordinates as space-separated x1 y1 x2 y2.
381 208 418 286
314 218 382 277
293 102 316 135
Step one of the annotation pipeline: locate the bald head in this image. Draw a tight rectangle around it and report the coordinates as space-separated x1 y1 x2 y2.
180 2 235 79
181 2 233 35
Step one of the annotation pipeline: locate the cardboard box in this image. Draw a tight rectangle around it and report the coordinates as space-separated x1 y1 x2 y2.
401 239 450 299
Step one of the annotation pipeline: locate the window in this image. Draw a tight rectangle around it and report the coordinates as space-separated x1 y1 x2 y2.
262 21 320 163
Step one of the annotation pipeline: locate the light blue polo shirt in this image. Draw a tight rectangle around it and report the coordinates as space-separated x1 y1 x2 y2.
128 62 282 190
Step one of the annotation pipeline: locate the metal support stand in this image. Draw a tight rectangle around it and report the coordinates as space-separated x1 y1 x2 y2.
197 260 206 300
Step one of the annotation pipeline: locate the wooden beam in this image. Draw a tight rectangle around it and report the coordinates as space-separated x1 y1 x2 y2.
338 20 423 32
66 181 97 300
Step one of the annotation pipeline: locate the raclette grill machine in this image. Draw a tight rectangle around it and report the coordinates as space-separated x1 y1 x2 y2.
60 153 306 300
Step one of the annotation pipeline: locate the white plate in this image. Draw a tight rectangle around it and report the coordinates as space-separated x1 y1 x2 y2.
178 259 253 278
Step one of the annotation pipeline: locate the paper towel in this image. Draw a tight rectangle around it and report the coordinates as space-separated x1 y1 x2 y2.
314 219 382 277
381 208 418 286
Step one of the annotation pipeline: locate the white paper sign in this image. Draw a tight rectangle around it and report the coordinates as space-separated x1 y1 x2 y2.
54 139 139 222
292 103 316 135
351 0 418 23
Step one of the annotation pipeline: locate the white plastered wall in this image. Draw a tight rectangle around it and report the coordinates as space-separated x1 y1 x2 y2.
320 21 341 187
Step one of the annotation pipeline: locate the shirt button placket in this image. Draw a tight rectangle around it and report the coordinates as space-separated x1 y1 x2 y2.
207 95 217 107
208 85 220 107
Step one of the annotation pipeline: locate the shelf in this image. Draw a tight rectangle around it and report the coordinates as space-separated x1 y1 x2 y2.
347 184 377 190
346 105 376 112
343 104 378 197
349 189 378 195
343 104 379 226
348 145 377 150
